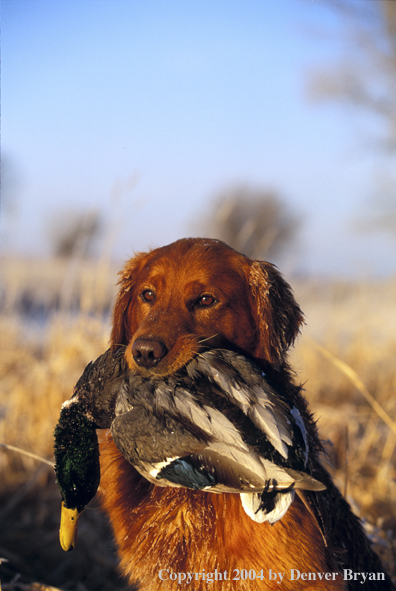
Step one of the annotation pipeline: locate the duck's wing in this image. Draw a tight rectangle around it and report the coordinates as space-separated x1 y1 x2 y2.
183 350 326 525
111 378 323 496
111 403 305 493
187 350 309 470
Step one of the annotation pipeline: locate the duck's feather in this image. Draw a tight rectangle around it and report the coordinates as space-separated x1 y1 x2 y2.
109 349 325 524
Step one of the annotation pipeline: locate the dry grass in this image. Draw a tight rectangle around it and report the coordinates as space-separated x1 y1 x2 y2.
291 278 396 581
0 313 133 591
0 258 395 589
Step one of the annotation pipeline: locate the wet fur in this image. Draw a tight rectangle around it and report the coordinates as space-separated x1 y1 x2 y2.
99 238 391 590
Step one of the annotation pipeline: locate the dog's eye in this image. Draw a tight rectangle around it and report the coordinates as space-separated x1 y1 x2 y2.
141 290 155 302
198 295 215 307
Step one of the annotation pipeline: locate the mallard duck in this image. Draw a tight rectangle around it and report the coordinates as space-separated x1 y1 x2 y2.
54 348 325 551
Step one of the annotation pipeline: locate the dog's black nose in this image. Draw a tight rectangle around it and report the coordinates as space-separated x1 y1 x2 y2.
132 339 167 368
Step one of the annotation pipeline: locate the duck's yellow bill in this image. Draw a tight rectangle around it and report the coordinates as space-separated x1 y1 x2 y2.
59 502 80 551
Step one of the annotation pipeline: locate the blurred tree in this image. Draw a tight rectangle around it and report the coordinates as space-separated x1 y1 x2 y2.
203 186 300 260
308 0 396 152
47 209 102 258
1 155 20 215
308 0 396 240
357 175 396 240
1 155 22 250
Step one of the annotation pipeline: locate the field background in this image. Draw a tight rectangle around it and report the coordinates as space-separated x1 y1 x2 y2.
0 256 395 590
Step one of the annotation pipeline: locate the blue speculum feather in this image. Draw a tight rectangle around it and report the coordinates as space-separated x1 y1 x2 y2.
157 457 216 490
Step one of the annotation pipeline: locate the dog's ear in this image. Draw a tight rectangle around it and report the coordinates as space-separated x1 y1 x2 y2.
248 261 304 367
110 252 148 349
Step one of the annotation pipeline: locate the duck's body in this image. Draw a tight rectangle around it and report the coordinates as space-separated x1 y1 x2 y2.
54 349 323 533
110 349 324 524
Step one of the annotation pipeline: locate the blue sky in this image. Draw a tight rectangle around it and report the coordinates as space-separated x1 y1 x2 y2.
2 0 395 276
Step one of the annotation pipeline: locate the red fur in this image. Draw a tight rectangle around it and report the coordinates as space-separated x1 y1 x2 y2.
99 434 344 590
100 238 346 590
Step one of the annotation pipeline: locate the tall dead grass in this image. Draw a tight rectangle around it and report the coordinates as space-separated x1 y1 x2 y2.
291 278 396 580
0 259 395 588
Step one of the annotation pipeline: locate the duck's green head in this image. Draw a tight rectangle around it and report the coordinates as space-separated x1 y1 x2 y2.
54 402 100 551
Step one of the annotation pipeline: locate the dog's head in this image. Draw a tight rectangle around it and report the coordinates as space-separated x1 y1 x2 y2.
111 238 303 376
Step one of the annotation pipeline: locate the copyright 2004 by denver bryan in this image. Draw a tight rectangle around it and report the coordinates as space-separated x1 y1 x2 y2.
158 568 387 585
